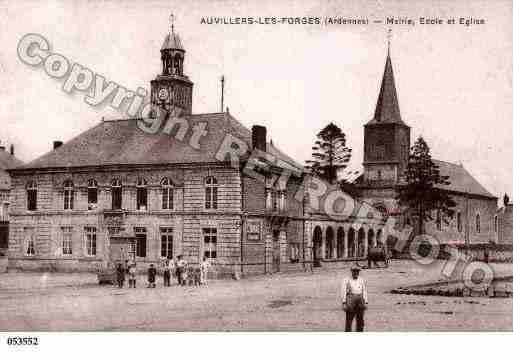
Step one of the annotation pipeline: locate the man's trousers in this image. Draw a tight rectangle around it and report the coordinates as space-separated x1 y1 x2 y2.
345 294 365 332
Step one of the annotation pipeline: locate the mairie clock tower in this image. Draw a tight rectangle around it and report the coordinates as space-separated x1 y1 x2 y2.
150 25 193 115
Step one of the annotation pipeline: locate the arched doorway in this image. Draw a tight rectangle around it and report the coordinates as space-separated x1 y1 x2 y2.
376 229 383 246
312 226 323 267
368 228 375 248
348 228 355 258
337 227 345 258
325 227 334 259
357 228 366 257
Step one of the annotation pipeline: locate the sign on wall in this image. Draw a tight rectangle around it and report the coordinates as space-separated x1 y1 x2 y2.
246 220 261 241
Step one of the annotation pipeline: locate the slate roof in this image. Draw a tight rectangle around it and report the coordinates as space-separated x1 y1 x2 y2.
161 32 184 51
366 53 407 126
433 160 496 199
17 113 304 173
349 159 495 199
0 150 24 190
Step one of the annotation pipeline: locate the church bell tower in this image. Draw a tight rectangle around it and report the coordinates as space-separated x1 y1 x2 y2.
150 18 193 115
363 47 410 185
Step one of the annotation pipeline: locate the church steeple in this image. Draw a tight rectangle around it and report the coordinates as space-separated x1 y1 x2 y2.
362 38 411 185
367 50 404 125
150 16 193 114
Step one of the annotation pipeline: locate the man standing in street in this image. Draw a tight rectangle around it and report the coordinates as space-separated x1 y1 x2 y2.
341 266 368 332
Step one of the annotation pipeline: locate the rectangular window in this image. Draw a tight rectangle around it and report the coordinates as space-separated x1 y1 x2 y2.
112 187 122 210
27 190 37 211
160 227 173 258
134 227 147 258
85 226 97 256
62 226 72 255
457 212 462 233
203 227 217 259
271 191 278 211
24 227 35 256
64 190 74 210
88 188 98 206
162 188 173 210
136 188 147 210
205 188 218 209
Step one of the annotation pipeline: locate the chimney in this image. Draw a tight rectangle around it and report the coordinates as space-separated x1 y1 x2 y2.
53 141 63 150
9 144 14 156
251 125 267 152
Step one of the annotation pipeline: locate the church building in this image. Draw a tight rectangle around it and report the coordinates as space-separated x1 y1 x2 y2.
356 47 498 246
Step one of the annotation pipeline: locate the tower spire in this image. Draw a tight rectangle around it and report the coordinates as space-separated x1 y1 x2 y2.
170 13 174 34
365 31 405 126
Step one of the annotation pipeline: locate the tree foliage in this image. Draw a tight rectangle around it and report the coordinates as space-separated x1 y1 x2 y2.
305 123 352 185
397 136 456 234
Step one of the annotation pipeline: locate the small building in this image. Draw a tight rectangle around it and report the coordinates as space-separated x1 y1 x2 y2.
0 144 23 255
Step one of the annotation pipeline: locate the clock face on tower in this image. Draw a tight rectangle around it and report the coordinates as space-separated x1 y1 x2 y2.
158 88 169 100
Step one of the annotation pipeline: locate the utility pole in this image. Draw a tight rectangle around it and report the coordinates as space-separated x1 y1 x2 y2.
220 75 225 112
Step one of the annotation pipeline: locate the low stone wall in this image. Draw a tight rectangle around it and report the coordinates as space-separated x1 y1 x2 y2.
391 276 513 298
390 241 513 263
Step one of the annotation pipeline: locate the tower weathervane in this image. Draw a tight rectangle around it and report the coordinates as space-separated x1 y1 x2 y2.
170 13 175 34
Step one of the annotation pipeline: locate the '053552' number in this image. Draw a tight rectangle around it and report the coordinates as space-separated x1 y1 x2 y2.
6 337 39 345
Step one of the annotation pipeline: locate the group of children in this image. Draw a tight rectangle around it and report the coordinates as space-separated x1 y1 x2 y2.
115 255 211 289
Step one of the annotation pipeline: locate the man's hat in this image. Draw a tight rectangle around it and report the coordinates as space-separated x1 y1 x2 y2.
350 266 361 272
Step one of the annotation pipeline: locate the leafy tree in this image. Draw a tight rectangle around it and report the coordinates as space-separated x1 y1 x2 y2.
305 123 352 185
397 136 456 234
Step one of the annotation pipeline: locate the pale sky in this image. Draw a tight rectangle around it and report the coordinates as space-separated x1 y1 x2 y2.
1 0 512 200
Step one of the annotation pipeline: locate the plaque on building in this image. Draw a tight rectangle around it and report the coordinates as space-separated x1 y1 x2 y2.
247 220 261 241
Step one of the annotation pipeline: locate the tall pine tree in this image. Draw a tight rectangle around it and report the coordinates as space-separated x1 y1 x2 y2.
305 123 352 185
397 136 456 234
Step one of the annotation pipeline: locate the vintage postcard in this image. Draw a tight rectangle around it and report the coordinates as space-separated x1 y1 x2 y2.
1 0 513 350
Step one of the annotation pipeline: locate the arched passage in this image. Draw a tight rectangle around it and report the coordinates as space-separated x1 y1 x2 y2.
376 229 383 246
337 227 345 259
357 228 366 257
313 226 323 265
325 226 334 259
348 228 356 258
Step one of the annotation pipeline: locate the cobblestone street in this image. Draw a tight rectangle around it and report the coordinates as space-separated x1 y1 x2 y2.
2 260 513 331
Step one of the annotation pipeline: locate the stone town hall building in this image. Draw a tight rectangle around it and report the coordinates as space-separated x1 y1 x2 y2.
6 27 385 275
6 27 500 275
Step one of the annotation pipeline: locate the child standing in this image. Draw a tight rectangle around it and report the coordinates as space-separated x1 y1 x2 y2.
200 257 210 285
163 259 172 287
116 262 125 288
176 255 187 286
147 264 157 288
128 262 137 288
